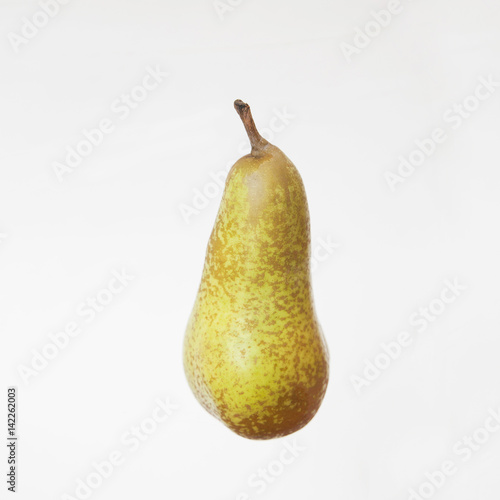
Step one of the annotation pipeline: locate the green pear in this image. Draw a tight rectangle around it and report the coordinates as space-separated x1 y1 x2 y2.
183 100 329 439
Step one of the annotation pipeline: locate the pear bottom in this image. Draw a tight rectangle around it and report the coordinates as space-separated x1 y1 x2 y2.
184 308 329 440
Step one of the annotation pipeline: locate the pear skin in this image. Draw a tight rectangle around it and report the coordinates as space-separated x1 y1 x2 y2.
183 100 329 440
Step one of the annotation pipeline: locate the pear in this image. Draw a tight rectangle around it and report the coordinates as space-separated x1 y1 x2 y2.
183 100 329 440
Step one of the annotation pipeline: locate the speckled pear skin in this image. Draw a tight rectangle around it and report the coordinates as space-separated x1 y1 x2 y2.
183 101 329 440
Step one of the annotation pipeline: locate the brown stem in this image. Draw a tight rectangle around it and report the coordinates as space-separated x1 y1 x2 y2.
234 99 268 154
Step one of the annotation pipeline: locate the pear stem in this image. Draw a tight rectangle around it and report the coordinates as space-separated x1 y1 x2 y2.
234 99 268 153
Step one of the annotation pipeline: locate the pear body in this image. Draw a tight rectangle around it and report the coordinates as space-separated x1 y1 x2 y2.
183 112 329 440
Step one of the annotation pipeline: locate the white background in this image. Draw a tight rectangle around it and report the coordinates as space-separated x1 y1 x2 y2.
1 0 500 499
